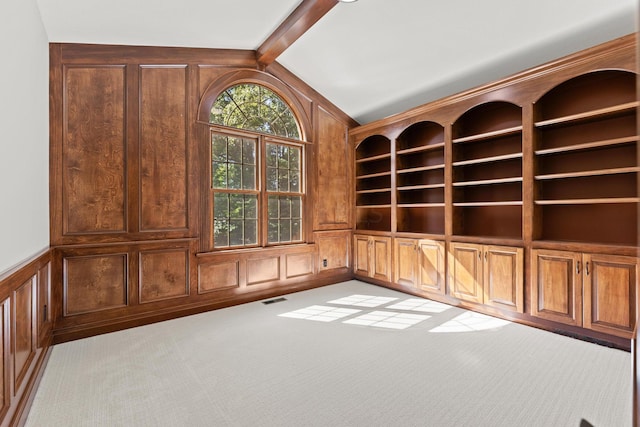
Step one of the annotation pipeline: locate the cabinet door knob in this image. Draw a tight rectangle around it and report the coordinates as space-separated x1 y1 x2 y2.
576 261 581 275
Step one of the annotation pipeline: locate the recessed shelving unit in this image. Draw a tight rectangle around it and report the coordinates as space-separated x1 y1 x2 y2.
452 101 523 239
534 70 638 246
355 134 392 231
395 121 445 234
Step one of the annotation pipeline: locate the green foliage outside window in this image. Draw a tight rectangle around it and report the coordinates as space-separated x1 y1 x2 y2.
210 84 300 140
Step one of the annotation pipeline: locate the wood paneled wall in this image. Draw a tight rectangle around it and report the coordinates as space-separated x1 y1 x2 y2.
49 43 355 343
0 250 51 427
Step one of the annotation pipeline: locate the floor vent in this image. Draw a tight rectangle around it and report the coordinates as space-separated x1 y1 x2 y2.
262 297 287 305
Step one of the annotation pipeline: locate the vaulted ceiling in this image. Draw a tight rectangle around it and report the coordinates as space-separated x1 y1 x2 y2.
36 0 637 124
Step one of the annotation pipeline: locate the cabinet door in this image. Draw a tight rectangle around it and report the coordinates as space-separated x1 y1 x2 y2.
531 249 582 327
353 235 371 277
583 253 638 339
483 245 523 313
448 242 483 303
394 238 417 287
418 240 445 295
371 236 392 282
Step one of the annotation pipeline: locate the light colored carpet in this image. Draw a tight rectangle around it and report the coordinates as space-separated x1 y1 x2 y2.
26 280 631 426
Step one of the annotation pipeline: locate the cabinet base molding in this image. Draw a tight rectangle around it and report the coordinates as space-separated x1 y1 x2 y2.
52 271 352 344
358 277 631 351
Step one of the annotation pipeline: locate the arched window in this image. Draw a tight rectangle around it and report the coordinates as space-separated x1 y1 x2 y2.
207 82 305 249
210 84 301 139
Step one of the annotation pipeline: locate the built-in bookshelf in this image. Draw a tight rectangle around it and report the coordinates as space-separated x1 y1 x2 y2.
395 121 445 234
534 70 639 246
452 102 523 239
355 134 392 231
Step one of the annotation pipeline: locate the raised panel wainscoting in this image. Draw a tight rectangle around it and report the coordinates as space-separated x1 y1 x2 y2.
0 250 51 427
48 43 355 347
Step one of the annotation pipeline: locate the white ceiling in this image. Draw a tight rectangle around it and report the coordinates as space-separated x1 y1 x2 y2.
36 0 637 124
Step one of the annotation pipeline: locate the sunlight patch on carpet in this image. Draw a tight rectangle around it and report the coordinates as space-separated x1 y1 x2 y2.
343 311 430 330
429 311 510 333
327 294 398 307
387 298 452 313
278 305 361 322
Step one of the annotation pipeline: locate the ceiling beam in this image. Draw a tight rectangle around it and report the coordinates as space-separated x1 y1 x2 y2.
257 0 339 67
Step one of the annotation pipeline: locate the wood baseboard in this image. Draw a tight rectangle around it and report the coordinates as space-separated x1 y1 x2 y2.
53 271 353 344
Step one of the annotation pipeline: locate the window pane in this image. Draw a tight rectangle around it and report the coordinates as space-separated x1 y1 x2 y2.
242 165 255 190
291 197 301 218
214 193 229 219
212 136 227 162
279 197 291 218
266 144 278 167
277 145 289 169
214 219 229 247
266 167 277 191
229 194 244 219
290 147 300 170
244 220 257 245
278 169 289 192
268 196 279 218
229 219 244 246
290 171 300 192
279 220 291 242
291 219 301 241
228 138 242 163
227 164 241 189
243 140 256 165
268 220 279 243
212 162 228 189
245 196 257 219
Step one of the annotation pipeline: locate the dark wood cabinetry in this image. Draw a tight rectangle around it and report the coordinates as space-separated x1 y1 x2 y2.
350 34 637 346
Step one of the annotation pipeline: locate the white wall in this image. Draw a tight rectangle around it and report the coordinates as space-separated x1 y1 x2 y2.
0 0 49 274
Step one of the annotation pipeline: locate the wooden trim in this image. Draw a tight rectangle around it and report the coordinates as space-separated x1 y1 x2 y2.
351 33 637 139
52 270 351 344
256 0 339 67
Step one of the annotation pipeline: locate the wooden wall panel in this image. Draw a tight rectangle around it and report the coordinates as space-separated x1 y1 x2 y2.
246 257 280 286
139 66 189 232
37 264 51 345
139 249 189 303
13 277 35 392
314 107 351 230
0 298 8 419
64 254 128 316
63 66 127 235
198 261 240 293
285 252 314 279
316 230 350 272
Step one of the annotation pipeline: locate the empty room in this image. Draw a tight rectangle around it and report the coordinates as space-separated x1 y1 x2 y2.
1 0 639 425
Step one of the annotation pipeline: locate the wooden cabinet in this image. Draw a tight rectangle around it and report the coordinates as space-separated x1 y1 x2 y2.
394 238 445 294
532 249 638 338
353 235 391 281
449 242 524 313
